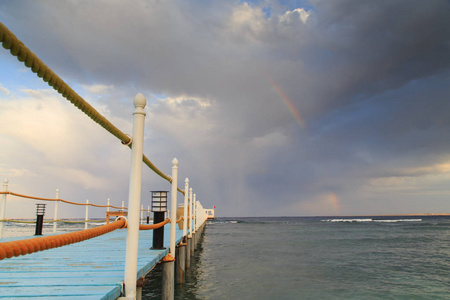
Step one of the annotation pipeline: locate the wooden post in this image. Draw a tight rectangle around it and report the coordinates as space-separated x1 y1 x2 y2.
186 237 191 268
136 286 142 300
162 259 175 300
176 244 186 283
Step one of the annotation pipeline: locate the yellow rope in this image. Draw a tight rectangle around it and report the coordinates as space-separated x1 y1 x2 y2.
0 22 185 195
57 220 89 224
0 23 130 144
85 219 107 223
1 219 36 224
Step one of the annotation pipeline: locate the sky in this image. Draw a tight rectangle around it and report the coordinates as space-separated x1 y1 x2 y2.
1 0 450 218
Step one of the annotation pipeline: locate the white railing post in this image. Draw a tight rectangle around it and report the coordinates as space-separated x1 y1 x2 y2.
106 198 111 224
85 199 89 230
189 188 193 237
193 194 197 232
170 158 178 256
53 189 59 233
162 158 178 300
183 178 189 239
122 201 125 212
0 178 9 238
123 93 147 299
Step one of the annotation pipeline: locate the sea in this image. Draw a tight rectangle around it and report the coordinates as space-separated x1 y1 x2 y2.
143 216 450 300
2 216 449 299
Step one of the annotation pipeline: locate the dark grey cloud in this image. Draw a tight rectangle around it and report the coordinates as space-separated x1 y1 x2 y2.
1 0 450 216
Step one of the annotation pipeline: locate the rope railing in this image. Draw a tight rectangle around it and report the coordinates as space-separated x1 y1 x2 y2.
0 216 174 260
0 23 210 298
0 218 154 224
138 218 170 230
0 22 185 195
0 217 173 226
0 190 157 226
0 191 127 210
0 218 107 225
0 219 126 261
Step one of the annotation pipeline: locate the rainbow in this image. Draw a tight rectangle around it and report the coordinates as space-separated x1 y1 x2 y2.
265 74 306 130
328 193 340 214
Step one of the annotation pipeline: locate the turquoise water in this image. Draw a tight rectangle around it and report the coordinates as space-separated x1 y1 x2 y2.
143 216 450 299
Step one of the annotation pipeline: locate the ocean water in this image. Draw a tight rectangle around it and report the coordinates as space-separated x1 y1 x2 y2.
0 220 106 238
143 216 450 300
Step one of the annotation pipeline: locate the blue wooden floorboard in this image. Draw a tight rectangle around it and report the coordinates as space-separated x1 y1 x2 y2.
0 225 184 299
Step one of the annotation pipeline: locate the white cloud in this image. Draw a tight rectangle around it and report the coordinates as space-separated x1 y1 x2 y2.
81 84 114 94
0 168 37 178
369 165 450 193
228 3 268 41
0 87 134 216
0 84 9 95
46 167 111 190
280 8 310 25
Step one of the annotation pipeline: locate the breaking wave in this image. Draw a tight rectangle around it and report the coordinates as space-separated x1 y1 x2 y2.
323 218 422 223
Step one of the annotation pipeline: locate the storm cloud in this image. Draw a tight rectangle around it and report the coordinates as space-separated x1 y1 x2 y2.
1 0 450 217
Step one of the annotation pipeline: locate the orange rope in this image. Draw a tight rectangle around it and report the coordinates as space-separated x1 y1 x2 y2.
88 203 110 208
0 219 126 261
109 205 125 210
0 191 128 210
5 191 57 202
59 199 86 206
138 218 170 230
176 216 183 223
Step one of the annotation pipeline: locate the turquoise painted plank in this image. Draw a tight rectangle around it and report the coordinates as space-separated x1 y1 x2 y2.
1 295 121 300
0 276 123 287
1 297 116 300
0 285 122 297
0 225 185 298
0 271 124 279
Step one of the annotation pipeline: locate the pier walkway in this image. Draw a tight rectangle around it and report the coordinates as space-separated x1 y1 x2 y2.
0 22 211 299
0 226 183 299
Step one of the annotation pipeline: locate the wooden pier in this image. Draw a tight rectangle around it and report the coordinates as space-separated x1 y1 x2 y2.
0 226 184 299
0 21 212 300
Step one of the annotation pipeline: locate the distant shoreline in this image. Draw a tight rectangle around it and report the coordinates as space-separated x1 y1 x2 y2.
216 213 450 218
333 213 450 217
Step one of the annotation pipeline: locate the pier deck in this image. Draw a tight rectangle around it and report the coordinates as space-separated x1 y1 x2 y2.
0 226 183 299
